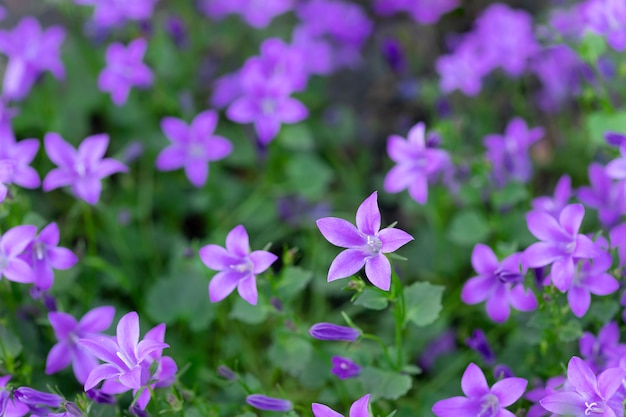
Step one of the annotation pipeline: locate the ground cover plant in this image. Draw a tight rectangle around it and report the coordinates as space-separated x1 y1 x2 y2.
1 0 626 416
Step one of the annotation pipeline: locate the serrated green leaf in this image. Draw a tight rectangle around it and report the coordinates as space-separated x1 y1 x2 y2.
404 282 444 327
360 367 412 400
354 288 389 310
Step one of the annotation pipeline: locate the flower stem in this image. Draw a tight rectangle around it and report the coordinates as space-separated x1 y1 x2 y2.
391 267 405 370
83 203 97 257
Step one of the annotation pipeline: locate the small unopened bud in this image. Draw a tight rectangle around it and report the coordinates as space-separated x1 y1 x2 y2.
309 323 360 342
217 365 237 381
246 394 293 412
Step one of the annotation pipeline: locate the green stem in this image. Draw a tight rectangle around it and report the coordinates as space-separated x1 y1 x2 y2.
391 268 406 370
82 203 97 257
360 333 394 370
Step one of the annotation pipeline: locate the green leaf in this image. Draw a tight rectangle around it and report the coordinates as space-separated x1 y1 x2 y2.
360 367 412 400
268 335 312 376
404 282 444 327
586 111 626 146
0 325 22 361
276 266 313 300
490 182 529 209
354 288 389 310
278 124 315 151
286 154 333 200
559 320 582 342
229 297 269 325
447 210 490 246
577 32 607 63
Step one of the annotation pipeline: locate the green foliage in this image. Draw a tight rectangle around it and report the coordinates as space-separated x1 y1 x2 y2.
360 367 413 400
447 210 490 246
404 282 444 328
354 288 389 311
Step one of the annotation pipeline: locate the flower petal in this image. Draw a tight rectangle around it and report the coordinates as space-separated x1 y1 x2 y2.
191 110 218 140
199 244 239 270
522 242 564 268
379 227 413 253
84 364 121 391
72 346 100 385
155 146 186 171
526 211 569 242
45 342 71 374
237 275 258 305
184 160 208 187
433 396 480 417
161 117 188 143
249 250 277 274
348 394 371 417
461 275 496 304
328 249 365 282
47 247 78 270
78 134 109 169
356 191 381 236
471 244 499 275
2 225 37 256
508 285 537 312
598 367 626 399
461 363 489 397
226 225 250 257
567 356 597 394
486 285 510 322
312 403 343 417
316 217 365 248
78 306 115 333
364 254 391 291
408 174 429 204
45 132 76 168
117 312 140 359
568 285 590 318
384 164 414 193
3 258 34 283
43 168 74 191
551 256 575 292
491 377 527 406
559 204 585 235
540 391 585 415
209 270 243 302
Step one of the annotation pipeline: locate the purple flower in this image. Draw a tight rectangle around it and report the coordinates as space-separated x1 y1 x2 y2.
309 323 360 342
462 245 537 323
199 225 277 305
432 362 527 417
291 26 334 76
316 191 413 291
605 146 626 181
578 163 626 227
48 402 83 417
246 394 293 412
374 0 458 24
46 306 115 384
0 17 65 101
582 0 626 51
493 365 514 380
523 204 598 292
0 225 37 284
525 376 567 417
42 133 128 205
540 356 626 416
465 329 495 365
417 330 457 371
609 223 626 268
331 356 361 379
0 125 40 190
79 311 169 391
74 0 158 28
484 118 544 186
579 322 626 373
20 223 77 290
0 375 29 417
13 387 62 415
436 39 488 96
312 394 371 417
99 38 153 106
155 110 232 187
200 0 292 28
384 122 450 204
531 175 572 218
605 131 626 147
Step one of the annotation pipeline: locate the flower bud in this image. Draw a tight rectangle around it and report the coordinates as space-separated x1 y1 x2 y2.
309 323 360 342
246 394 293 412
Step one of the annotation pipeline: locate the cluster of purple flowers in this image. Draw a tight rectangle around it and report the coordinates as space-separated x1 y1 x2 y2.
373 0 459 24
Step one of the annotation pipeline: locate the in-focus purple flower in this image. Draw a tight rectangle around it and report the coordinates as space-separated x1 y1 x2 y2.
46 306 115 384
465 329 495 365
156 110 232 187
0 225 37 284
13 387 62 416
309 323 360 342
0 125 40 190
0 17 65 101
74 0 158 28
432 362 527 417
199 225 277 305
79 311 169 391
99 38 153 106
523 204 598 292
578 163 626 227
531 175 571 218
540 356 626 416
582 0 626 51
20 222 77 290
384 122 450 204
331 356 361 379
525 376 567 417
579 321 626 373
316 191 413 291
42 133 128 205
484 118 544 186
462 245 537 323
312 394 371 417
246 394 293 412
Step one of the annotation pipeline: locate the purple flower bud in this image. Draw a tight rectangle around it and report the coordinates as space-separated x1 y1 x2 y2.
121 141 144 164
493 364 515 379
605 132 626 147
130 403 149 417
246 394 293 412
165 16 187 48
417 329 457 371
331 356 361 379
217 365 237 381
44 293 58 312
381 37 406 74
426 132 442 148
270 297 283 312
64 402 83 417
466 329 495 364
86 389 117 405
14 387 62 414
309 323 361 342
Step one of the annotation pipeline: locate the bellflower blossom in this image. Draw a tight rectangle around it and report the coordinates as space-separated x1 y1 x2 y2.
79 311 169 392
578 163 626 227
432 363 527 417
246 395 293 412
461 245 537 323
316 191 414 291
525 376 567 417
155 110 233 187
0 225 37 284
74 0 158 28
331 356 361 379
99 38 153 106
0 125 40 191
436 39 489 96
531 175 572 218
46 306 115 385
540 356 626 416
0 17 65 101
384 122 450 204
0 375 29 417
43 133 128 205
579 321 626 373
199 225 277 305
582 0 626 51
312 394 371 417
20 223 77 290
523 204 598 292
12 387 63 416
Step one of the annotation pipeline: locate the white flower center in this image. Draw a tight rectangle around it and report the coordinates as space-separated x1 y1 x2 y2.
364 235 382 256
34 241 46 261
478 393 499 417
585 401 604 415
231 258 254 274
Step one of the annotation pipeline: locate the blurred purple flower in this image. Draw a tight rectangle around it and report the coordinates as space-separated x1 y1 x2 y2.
46 306 115 384
291 26 334 76
432 363 527 417
0 6 5 20
210 72 242 109
13 387 62 416
199 225 277 305
0 375 29 417
540 356 625 416
0 125 40 191
605 146 626 181
418 330 457 371
0 225 37 284
525 376 567 417
462 245 537 323
316 191 414 291
331 356 361 379
20 222 78 290
165 16 187 48
374 0 458 24
86 388 116 405
484 118 544 186
74 0 158 28
578 163 626 227
436 38 488 96
609 223 626 268
579 321 626 373
493 365 514 380
605 131 626 147
99 38 153 106
313 394 370 417
309 323 360 342
246 394 293 412
79 311 169 391
200 0 292 28
49 402 83 417
582 0 626 51
277 195 331 227
531 175 571 218
156 110 232 187
42 132 128 205
384 122 450 204
466 329 495 365
0 17 65 101
381 38 406 74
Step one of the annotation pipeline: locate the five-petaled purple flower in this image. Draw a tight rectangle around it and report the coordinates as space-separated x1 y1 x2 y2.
432 362 527 417
578 163 626 228
46 306 115 384
43 132 128 205
155 110 233 187
312 394 371 417
579 321 626 373
531 175 571 218
199 225 277 305
462 244 537 323
0 125 40 191
316 191 414 291
384 122 450 204
0 225 37 284
523 204 598 292
99 38 153 106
